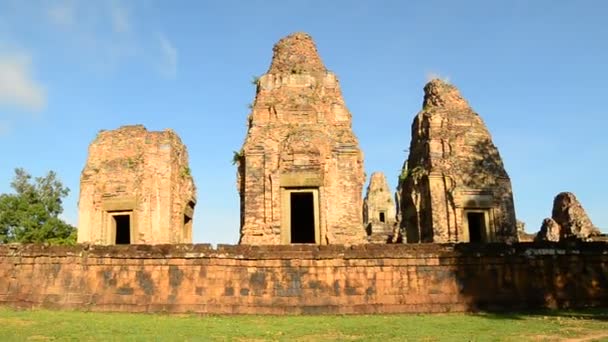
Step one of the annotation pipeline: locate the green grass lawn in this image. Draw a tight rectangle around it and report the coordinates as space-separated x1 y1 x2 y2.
0 307 607 341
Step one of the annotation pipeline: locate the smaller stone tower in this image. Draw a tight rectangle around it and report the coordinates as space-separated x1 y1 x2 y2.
363 172 397 243
399 80 517 243
78 125 196 245
536 192 600 242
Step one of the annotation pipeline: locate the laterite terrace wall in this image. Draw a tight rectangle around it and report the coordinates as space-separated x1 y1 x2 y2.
0 243 606 314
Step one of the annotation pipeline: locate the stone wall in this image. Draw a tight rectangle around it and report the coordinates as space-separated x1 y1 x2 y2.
1 243 606 314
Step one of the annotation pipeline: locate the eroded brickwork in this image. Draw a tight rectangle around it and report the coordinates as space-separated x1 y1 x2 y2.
78 125 196 244
399 80 517 243
517 220 535 242
536 192 601 242
1 243 606 314
363 172 397 243
237 33 365 245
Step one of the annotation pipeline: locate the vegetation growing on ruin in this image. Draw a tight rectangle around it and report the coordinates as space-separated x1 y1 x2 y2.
1 307 607 341
399 165 427 183
180 166 191 178
125 157 137 169
232 150 244 165
0 168 76 244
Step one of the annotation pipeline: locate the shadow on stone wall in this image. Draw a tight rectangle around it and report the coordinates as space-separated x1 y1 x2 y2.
0 242 606 315
451 241 608 315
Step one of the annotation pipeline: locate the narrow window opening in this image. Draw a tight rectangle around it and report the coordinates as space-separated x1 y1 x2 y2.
290 192 315 243
467 212 485 243
379 211 386 223
114 214 131 244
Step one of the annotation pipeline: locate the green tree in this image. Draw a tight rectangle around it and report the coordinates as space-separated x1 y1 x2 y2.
0 168 76 244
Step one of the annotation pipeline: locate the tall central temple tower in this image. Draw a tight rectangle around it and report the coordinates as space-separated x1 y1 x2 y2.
237 33 365 245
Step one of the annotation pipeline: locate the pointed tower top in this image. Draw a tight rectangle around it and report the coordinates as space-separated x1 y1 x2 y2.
422 79 470 110
267 32 327 74
368 172 390 191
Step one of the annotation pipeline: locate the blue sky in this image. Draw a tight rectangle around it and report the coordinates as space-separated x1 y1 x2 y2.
1 0 606 244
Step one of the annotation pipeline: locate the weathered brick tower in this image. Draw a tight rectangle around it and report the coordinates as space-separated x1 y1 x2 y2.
399 80 517 243
237 32 365 245
78 125 196 245
363 172 397 243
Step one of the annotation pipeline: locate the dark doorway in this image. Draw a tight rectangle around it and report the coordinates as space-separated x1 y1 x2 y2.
467 212 485 243
183 215 192 241
290 192 315 243
114 215 131 244
379 211 386 223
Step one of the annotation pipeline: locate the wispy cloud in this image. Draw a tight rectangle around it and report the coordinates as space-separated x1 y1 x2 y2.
0 52 46 112
42 1 173 78
47 0 75 29
109 0 130 34
159 33 178 78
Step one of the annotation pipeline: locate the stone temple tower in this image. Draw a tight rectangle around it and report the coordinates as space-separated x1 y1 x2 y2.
237 32 366 245
78 125 196 245
398 80 517 243
363 172 397 243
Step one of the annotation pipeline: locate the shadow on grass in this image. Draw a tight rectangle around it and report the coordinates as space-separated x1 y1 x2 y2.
472 308 608 322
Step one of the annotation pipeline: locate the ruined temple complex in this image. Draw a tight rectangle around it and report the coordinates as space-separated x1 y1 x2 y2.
398 80 517 243
74 32 601 247
3 31 606 317
78 125 196 245
236 33 365 245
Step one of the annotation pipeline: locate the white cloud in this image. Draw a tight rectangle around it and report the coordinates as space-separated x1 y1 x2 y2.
109 1 130 34
426 71 451 83
159 33 178 78
47 0 75 28
0 52 46 112
42 1 173 78
46 1 131 35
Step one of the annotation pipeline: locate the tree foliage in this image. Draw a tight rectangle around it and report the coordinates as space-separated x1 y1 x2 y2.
0 168 76 244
